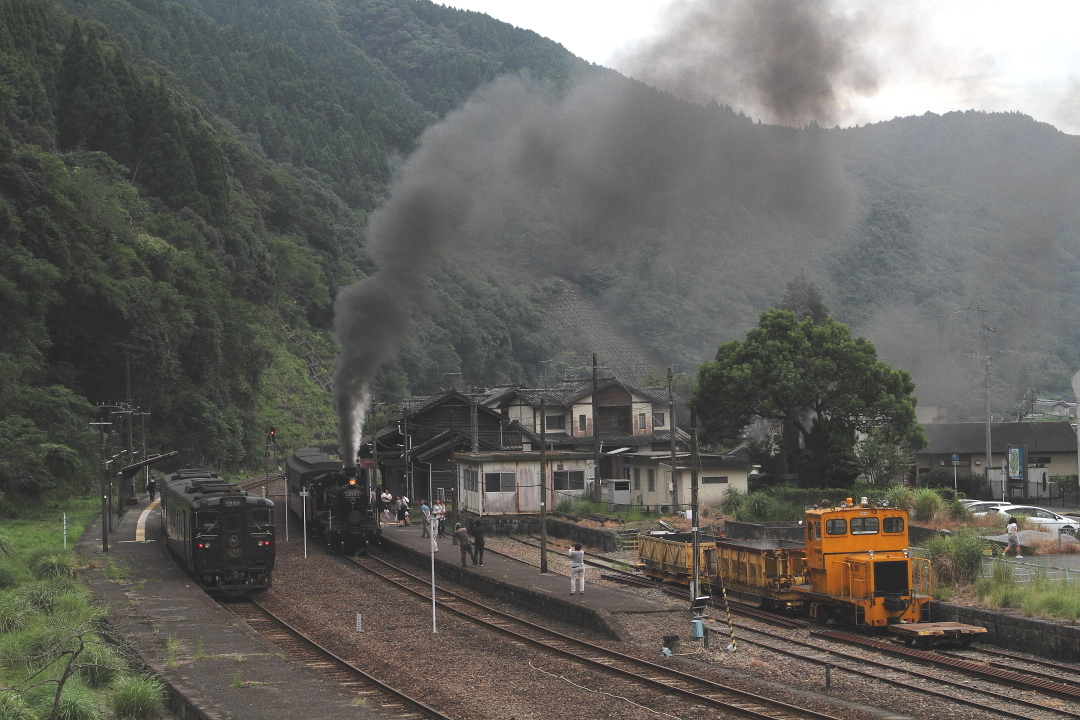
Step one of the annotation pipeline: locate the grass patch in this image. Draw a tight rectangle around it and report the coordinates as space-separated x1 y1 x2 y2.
231 670 245 688
110 674 164 719
103 557 128 581
0 495 178 719
166 635 181 667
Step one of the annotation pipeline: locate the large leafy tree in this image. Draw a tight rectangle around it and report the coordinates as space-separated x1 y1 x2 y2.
692 308 925 487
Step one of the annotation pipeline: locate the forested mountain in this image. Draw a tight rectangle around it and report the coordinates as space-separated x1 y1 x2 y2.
3 0 1079 504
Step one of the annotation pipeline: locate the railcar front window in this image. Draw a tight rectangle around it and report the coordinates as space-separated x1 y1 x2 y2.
825 519 847 535
850 517 879 535
883 517 904 533
197 512 218 530
249 509 272 528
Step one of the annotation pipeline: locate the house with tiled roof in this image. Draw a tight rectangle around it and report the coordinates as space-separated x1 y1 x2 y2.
357 378 751 517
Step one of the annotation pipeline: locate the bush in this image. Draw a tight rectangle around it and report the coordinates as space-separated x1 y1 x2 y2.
25 679 101 720
911 489 945 523
78 642 125 689
32 553 75 580
0 561 21 589
0 532 13 557
0 592 33 632
716 488 744 516
110 674 164 719
15 577 80 613
0 691 35 720
926 531 988 585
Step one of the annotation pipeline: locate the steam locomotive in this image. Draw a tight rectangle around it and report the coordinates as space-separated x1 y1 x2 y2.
158 469 275 595
285 447 382 554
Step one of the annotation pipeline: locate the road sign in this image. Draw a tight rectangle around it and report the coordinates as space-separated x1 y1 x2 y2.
951 454 960 466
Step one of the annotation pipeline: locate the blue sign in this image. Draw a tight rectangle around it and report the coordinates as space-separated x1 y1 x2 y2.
950 454 960 464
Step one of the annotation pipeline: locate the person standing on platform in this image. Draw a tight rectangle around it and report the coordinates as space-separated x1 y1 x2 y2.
420 500 431 537
471 521 486 566
147 475 156 502
454 523 474 567
569 543 585 595
402 495 411 525
381 490 392 526
435 500 447 537
396 496 407 526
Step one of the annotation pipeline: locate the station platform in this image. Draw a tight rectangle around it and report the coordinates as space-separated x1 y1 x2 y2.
76 496 383 720
77 498 682 718
376 520 682 641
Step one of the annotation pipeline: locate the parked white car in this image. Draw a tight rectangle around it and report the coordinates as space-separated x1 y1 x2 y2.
965 501 1015 514
983 505 1079 534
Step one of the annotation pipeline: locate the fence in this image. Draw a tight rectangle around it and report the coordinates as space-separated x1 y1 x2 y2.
977 557 1079 585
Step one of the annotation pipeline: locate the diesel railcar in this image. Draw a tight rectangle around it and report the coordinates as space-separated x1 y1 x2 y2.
639 499 943 628
158 469 275 595
285 447 381 554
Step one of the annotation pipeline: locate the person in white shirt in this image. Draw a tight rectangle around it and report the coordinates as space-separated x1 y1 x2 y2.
569 543 585 595
1006 517 1022 559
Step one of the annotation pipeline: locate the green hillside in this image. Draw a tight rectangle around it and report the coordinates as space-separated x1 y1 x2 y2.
4 0 1080 507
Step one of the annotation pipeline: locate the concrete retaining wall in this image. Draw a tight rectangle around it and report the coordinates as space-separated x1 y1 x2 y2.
932 601 1080 661
383 538 627 641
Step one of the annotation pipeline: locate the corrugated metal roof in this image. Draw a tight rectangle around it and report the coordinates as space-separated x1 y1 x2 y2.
921 421 1078 454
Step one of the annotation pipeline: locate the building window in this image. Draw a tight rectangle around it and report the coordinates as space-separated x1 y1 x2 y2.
485 472 516 493
633 468 640 490
546 415 565 430
553 470 585 491
463 468 479 493
653 412 665 427
579 415 587 432
702 476 728 484
637 413 646 430
647 469 655 492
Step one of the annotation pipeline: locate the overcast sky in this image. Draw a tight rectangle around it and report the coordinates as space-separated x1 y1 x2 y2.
445 0 1080 134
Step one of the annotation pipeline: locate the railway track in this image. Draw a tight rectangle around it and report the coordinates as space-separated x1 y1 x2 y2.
350 551 846 720
219 596 453 720
815 629 1080 703
722 620 1080 720
238 472 284 493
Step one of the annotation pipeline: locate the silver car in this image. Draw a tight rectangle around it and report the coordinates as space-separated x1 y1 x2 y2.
987 505 1079 534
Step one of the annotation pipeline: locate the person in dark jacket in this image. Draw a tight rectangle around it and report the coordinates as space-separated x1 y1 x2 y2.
454 523 474 567
471 521 486 566
146 475 156 502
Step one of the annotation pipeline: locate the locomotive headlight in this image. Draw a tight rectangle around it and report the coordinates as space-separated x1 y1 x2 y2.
868 549 874 558
903 548 909 558
348 477 357 486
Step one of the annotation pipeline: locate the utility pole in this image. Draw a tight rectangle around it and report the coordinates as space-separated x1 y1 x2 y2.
592 353 602 503
90 421 112 552
540 398 548 573
668 367 678 513
690 410 701 601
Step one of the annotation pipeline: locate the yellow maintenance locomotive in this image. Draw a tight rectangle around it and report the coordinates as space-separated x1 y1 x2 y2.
639 498 934 627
